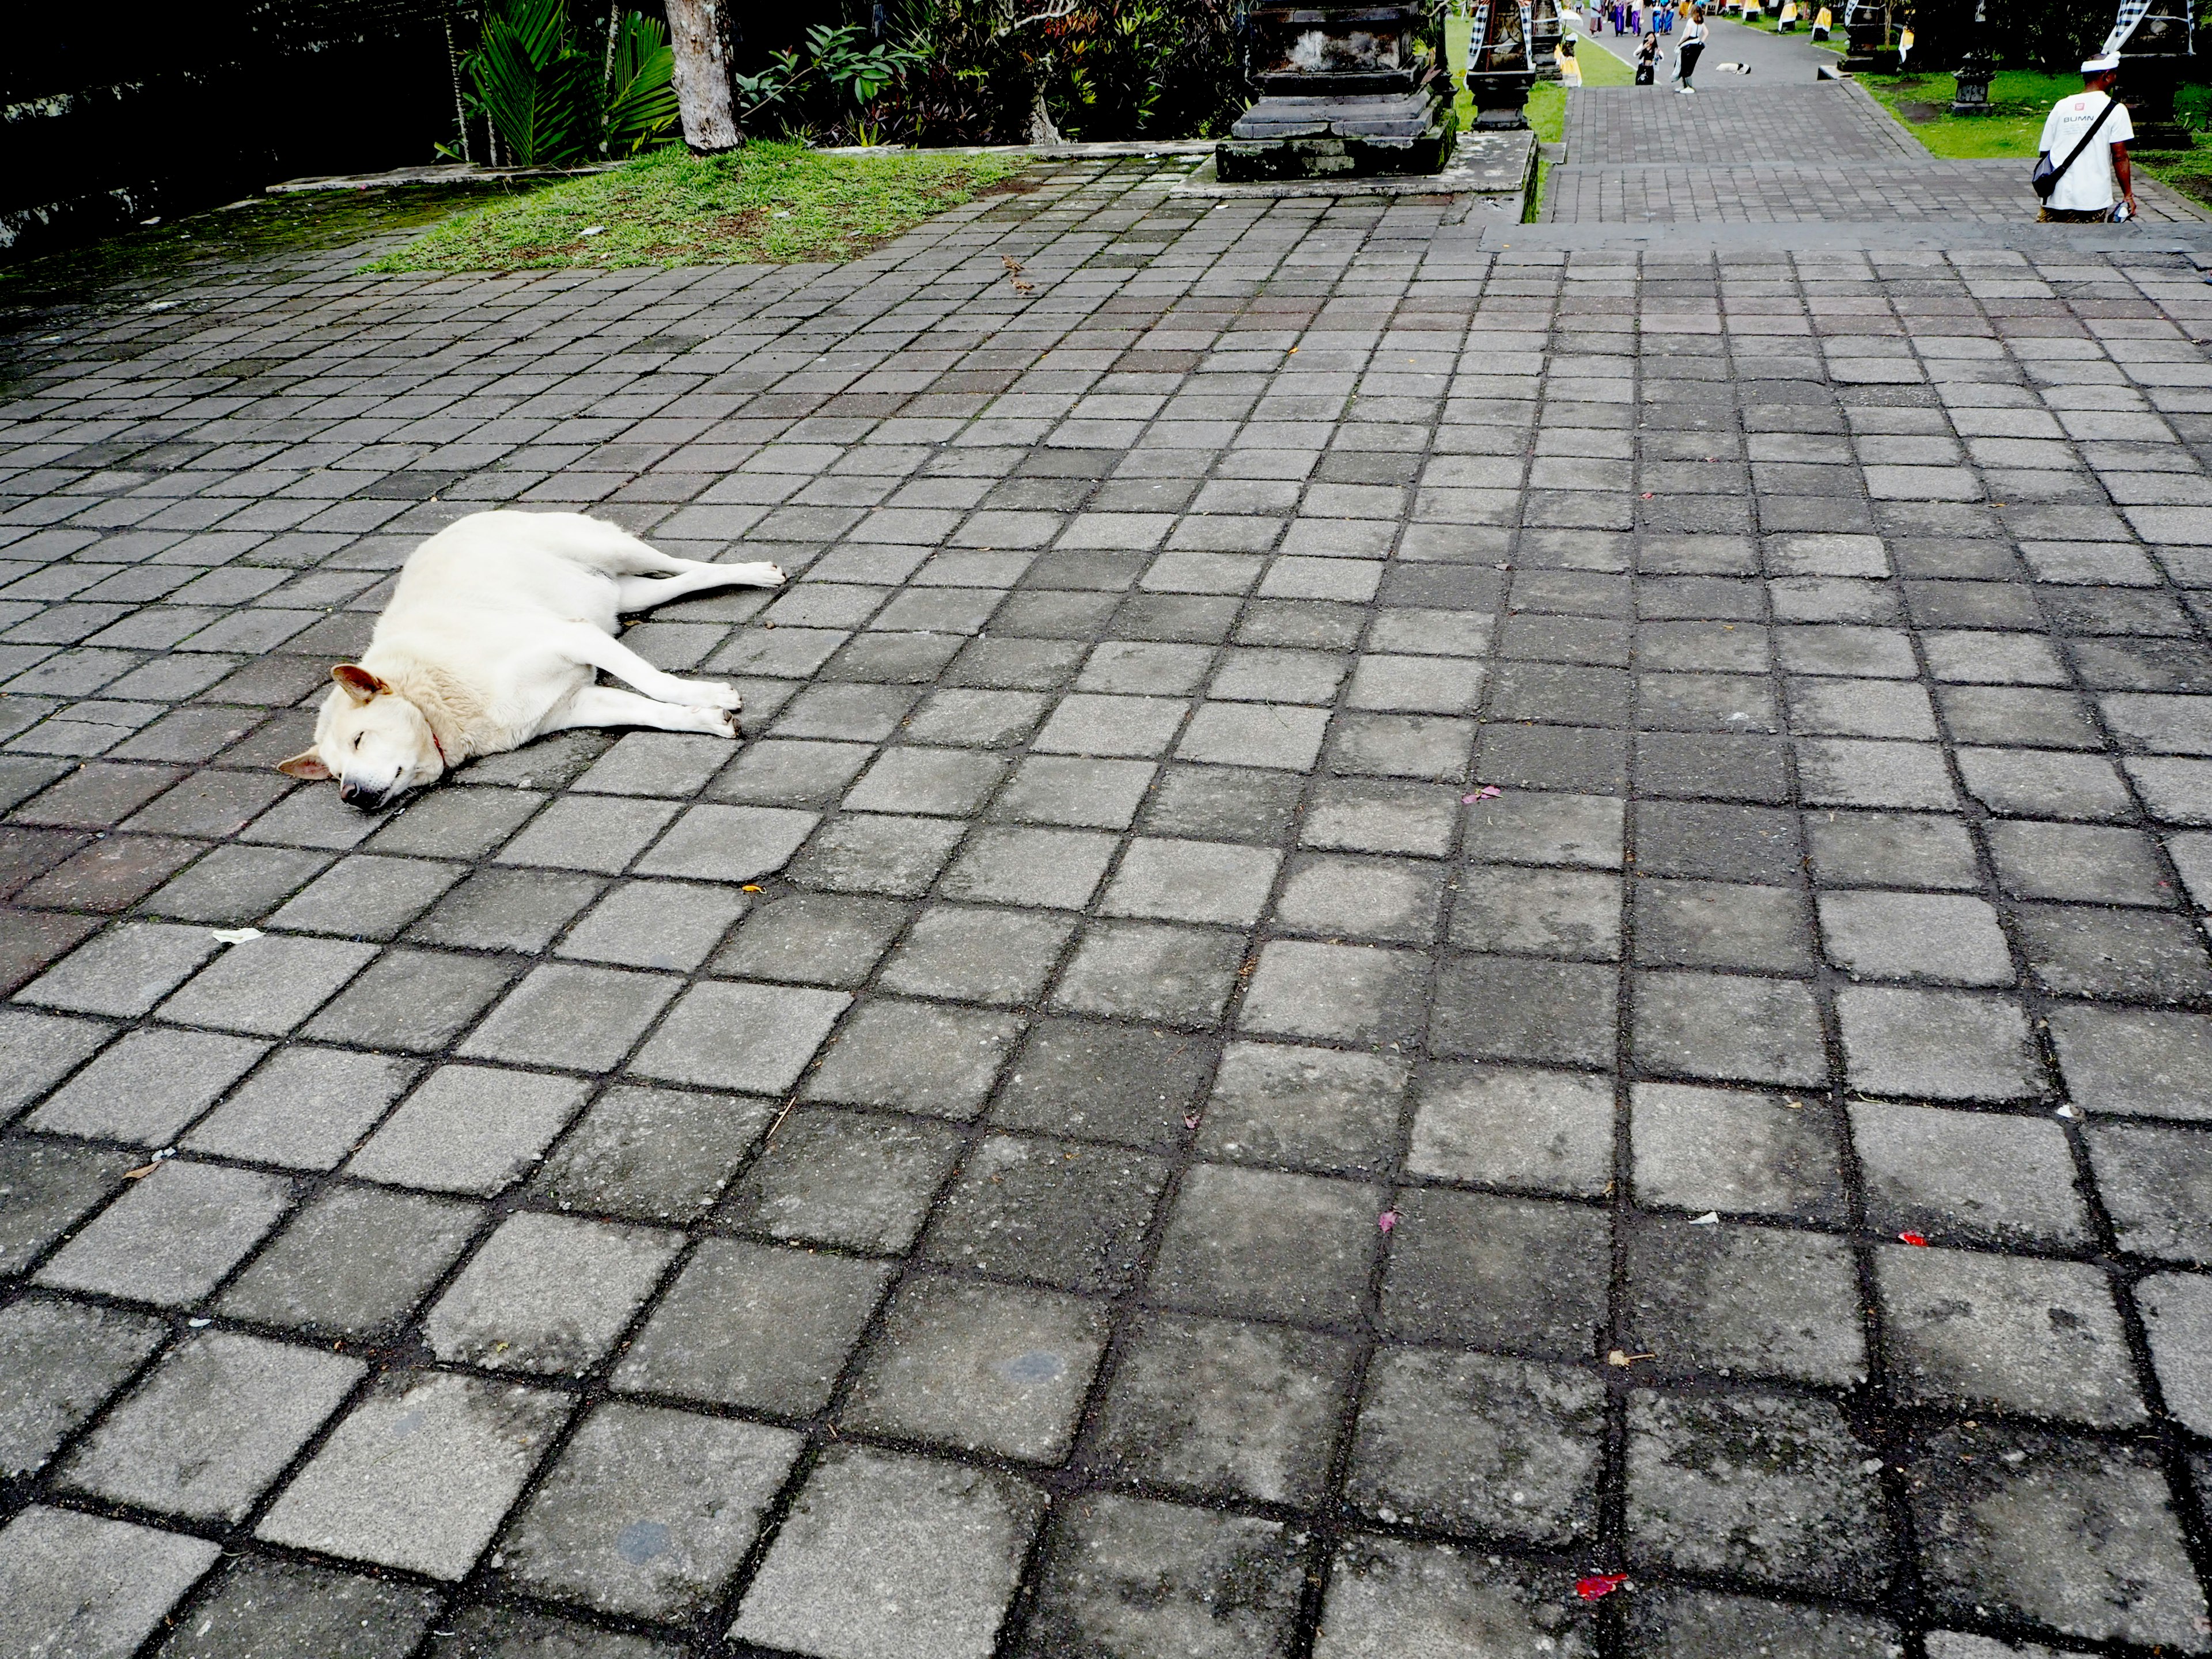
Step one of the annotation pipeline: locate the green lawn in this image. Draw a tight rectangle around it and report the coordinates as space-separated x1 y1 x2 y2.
1857 67 2085 157
363 141 1030 274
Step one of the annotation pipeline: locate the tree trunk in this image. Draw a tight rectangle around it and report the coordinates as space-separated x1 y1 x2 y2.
666 0 741 153
1028 79 1062 145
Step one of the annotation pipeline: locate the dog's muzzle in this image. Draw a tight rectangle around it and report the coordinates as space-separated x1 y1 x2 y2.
338 781 392 812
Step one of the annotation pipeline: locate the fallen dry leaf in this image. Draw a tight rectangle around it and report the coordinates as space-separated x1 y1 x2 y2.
1377 1210 1399 1233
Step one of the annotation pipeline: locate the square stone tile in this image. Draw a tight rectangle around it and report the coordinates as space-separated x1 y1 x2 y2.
0 1508 219 1659
844 1277 1107 1462
613 1237 893 1415
458 963 681 1073
1630 1083 1846 1222
1430 955 1618 1067
16 920 219 1015
1325 711 1475 781
1838 986 2043 1101
719 1106 964 1253
1461 790 1623 867
1909 1425 2209 1650
1625 1217 1866 1385
406 869 602 953
496 1402 800 1622
1806 811 1980 891
528 1085 769 1224
1176 702 1331 770
345 1065 588 1195
1103 837 1280 928
1046 921 1244 1029
921 1132 1168 1293
264 855 463 938
1033 694 1188 758
842 748 1007 817
1634 971 1827 1087
217 1185 482 1338
803 998 1020 1118
557 879 749 971
938 825 1115 910
993 1018 1215 1145
1877 1247 2142 1426
1149 1163 1380 1327
0 1297 165 1480
1627 1391 1891 1596
877 904 1073 1006
1090 1311 1357 1506
492 795 679 872
1449 865 1619 959
301 949 521 1052
630 981 850 1094
990 755 1154 828
181 1046 416 1171
1958 748 2133 822
572 731 733 796
1634 880 1812 974
1196 1041 1408 1176
1314 1539 1596 1659
1347 1345 1604 1544
1301 779 1461 856
28 1026 268 1146
709 738 873 805
1379 1188 1609 1360
423 1211 681 1377
36 1160 291 1306
1021 1493 1306 1659
731 1446 1045 1659
151 1555 442 1659
1986 821 2172 906
1634 801 1802 883
256 1370 571 1581
2086 1121 2212 1264
2016 905 2212 1003
1407 1065 1613 1196
58 1330 362 1521
1142 763 1305 843
711 892 908 986
2139 1271 2212 1436
1796 738 1957 810
0 1137 133 1277
1817 891 2014 986
1240 940 1429 1047
1851 1099 2089 1247
2050 1005 2212 1120
1624 1588 1900 1659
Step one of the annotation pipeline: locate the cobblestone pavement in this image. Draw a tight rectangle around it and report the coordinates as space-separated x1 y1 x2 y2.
1549 82 2210 224
8 140 2212 1659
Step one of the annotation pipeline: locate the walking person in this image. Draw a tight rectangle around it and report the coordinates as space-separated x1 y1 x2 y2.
2035 54 2138 222
1676 3 1707 90
1637 28 1660 81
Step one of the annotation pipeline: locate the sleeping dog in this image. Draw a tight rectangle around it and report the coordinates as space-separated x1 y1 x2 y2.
278 510 783 810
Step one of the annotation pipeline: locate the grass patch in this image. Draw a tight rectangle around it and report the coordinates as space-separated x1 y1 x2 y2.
1858 67 2126 159
363 141 1032 274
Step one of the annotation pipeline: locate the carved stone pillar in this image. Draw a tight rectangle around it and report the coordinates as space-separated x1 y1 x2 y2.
1216 3 1460 181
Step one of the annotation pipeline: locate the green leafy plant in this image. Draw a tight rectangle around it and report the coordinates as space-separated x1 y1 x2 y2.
736 24 927 138
464 0 679 167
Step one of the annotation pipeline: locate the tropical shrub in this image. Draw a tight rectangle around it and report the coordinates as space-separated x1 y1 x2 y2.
464 0 681 166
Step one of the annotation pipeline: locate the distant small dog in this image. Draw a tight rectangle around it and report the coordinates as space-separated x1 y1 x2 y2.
1712 60 1753 71
279 510 782 810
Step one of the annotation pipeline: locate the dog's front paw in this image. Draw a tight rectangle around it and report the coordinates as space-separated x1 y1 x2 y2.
691 704 741 738
687 679 743 710
740 562 786 588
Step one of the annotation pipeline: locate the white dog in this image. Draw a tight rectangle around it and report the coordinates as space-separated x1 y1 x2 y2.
278 510 783 810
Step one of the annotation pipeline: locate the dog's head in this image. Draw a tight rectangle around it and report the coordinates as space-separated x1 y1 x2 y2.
276 665 445 812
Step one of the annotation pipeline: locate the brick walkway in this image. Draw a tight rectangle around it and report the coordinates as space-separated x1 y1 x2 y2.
6 139 2212 1659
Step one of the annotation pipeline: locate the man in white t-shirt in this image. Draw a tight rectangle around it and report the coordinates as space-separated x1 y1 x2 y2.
2037 55 2137 223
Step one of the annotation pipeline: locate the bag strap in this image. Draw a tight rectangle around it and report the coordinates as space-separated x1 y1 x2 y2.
2048 96 2120 188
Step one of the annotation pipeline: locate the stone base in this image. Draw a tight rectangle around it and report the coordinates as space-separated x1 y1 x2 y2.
1218 88 1457 182
1178 128 1534 211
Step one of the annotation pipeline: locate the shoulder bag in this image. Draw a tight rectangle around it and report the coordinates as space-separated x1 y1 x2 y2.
2033 96 2119 200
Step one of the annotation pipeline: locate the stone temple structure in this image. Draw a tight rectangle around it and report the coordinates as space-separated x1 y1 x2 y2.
1216 2 1460 181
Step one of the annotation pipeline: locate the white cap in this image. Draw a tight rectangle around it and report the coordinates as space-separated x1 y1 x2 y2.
2082 52 2120 71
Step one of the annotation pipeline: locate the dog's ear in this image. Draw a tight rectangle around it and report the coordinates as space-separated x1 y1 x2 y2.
276 750 332 780
332 664 387 703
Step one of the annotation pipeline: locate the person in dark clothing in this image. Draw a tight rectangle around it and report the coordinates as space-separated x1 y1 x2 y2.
1637 30 1660 81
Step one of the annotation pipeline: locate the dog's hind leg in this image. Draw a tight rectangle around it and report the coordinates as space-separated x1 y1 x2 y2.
541 684 738 737
613 559 783 613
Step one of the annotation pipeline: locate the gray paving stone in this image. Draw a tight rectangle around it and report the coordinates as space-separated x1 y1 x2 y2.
217 1184 482 1337
36 1158 291 1306
301 946 521 1051
0 1506 219 1659
1240 939 1429 1048
183 1046 417 1169
1626 1215 1866 1385
1910 1426 2210 1649
993 1017 1213 1145
1838 986 2044 1101
264 854 464 938
1634 971 1826 1087
1623 1589 1903 1659
731 1445 1045 1659
0 1296 165 1478
1879 1247 2142 1426
1380 1187 1609 1359
1852 1100 2090 1248
1627 1390 1891 1596
0 1135 134 1274
151 1556 442 1659
1461 790 1623 867
345 1065 588 1195
459 963 681 1073
0 1005 111 1120
1092 1310 1357 1506
631 802 817 882
1314 1539 1595 1659
15 919 219 1014
406 867 603 953
423 1211 681 1376
1451 864 1619 959
1818 891 2014 986
532 1085 770 1222
877 903 1073 1005
1407 1064 1612 1196
2050 1005 2212 1120
1986 820 2173 906
804 998 1020 1118
1021 1493 1306 1659
2017 904 2212 1003
1199 1042 1408 1176
1347 1346 1604 1544
1630 1082 1846 1222
629 980 849 1093
1104 836 1280 928
845 1277 1107 1461
498 1402 800 1621
257 1369 572 1581
719 1105 963 1253
921 1131 1166 1293
613 1236 893 1415
1051 920 1245 1028
557 880 749 971
1150 1162 1379 1327
59 1330 363 1521
2086 1121 2212 1264
27 1025 267 1145
1807 811 1982 891
711 891 907 986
